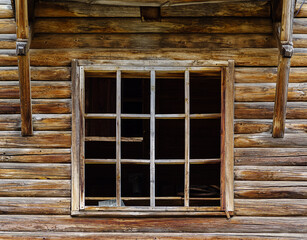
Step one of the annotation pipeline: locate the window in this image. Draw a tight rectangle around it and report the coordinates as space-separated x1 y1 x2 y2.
71 60 234 217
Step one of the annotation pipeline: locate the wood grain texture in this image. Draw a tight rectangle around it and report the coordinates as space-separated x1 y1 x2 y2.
295 0 307 17
293 18 307 34
293 34 307 47
0 19 15 34
0 5 13 18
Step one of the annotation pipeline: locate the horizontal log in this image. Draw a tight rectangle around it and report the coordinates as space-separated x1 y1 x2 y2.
293 18 307 34
0 81 71 99
295 0 307 17
235 148 307 166
293 34 307 48
0 40 15 49
31 33 277 49
0 5 13 18
35 1 270 17
0 50 17 65
235 166 307 181
234 119 307 134
0 19 15 34
0 99 71 114
0 215 306 233
0 148 71 163
234 102 307 119
0 163 70 179
0 114 71 131
0 0 11 4
0 179 70 197
33 18 273 34
0 232 304 240
235 83 307 102
0 67 71 81
235 181 307 199
0 131 71 148
235 199 307 216
234 133 307 148
235 67 307 83
0 197 70 214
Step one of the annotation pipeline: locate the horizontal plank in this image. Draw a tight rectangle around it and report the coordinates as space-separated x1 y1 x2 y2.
0 114 71 131
0 215 306 233
0 131 71 148
0 148 71 163
234 120 307 134
235 199 307 216
293 34 307 48
234 102 307 119
0 163 70 179
293 18 307 34
235 166 307 181
0 39 15 49
0 232 304 240
0 19 15 34
0 81 71 99
0 99 71 114
0 179 70 197
235 83 307 102
0 67 71 81
33 18 273 34
235 181 307 199
235 148 307 166
295 0 307 17
0 5 13 18
31 33 277 49
234 133 307 148
0 197 70 214
235 67 307 83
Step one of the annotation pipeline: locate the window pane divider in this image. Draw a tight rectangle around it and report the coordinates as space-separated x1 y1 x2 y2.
116 70 121 207
150 70 156 207
184 70 190 207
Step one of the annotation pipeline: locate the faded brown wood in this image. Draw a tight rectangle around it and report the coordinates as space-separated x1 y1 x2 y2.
0 179 70 197
0 19 15 34
235 181 307 199
293 19 307 34
33 18 272 34
235 166 307 181
295 0 307 17
0 163 70 179
293 34 307 48
0 5 13 18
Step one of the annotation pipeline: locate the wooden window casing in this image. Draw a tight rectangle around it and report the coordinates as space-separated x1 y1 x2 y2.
71 60 234 217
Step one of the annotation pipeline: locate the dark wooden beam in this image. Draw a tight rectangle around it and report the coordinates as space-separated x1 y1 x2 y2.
272 0 295 138
16 0 33 136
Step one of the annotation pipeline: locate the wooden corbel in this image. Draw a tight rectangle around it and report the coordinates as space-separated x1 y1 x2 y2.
15 0 33 136
272 0 295 138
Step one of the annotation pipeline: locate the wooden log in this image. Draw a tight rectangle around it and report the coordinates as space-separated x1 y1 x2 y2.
295 0 307 17
0 179 70 197
0 163 70 179
293 18 307 34
0 215 306 233
234 102 307 119
0 0 11 4
293 34 307 48
0 131 71 148
235 199 307 216
235 148 307 166
0 19 15 34
0 81 71 99
234 133 307 148
0 5 13 18
0 148 71 163
31 33 277 49
0 197 70 214
235 181 307 199
235 83 307 102
33 18 273 34
0 34 15 49
234 119 307 134
235 67 307 83
235 166 307 181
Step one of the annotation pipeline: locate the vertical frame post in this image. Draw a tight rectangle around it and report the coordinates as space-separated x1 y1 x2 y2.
116 70 122 206
150 70 156 207
184 70 190 207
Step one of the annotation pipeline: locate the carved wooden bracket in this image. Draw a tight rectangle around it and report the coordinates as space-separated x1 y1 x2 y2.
16 40 29 56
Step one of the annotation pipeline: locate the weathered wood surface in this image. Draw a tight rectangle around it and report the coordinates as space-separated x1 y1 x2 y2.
0 197 70 214
293 34 307 48
0 67 71 81
0 179 70 197
295 0 307 17
293 18 307 34
234 120 307 134
0 163 70 179
235 181 307 199
235 148 307 166
0 81 71 99
235 102 307 119
235 199 307 216
0 19 15 34
0 148 71 163
35 1 270 17
235 166 307 181
0 114 71 131
0 5 12 18
31 33 276 49
0 99 71 114
235 83 307 102
0 131 71 148
235 67 307 83
33 18 272 34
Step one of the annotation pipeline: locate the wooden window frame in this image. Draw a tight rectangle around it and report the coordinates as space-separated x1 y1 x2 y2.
71 60 234 217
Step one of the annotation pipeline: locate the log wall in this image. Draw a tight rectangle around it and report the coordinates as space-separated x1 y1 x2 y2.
0 0 306 238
